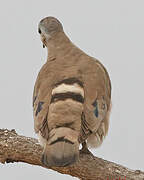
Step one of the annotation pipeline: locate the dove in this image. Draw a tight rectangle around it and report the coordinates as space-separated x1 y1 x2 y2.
33 16 111 167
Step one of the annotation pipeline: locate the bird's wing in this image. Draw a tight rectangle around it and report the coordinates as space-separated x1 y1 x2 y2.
79 57 111 144
33 63 53 140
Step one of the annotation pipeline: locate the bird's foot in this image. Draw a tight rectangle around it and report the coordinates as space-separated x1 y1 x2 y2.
80 142 92 155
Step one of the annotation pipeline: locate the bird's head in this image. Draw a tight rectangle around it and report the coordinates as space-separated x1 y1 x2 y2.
38 16 63 48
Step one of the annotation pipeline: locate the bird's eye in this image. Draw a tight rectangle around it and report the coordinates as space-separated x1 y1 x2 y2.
38 28 41 34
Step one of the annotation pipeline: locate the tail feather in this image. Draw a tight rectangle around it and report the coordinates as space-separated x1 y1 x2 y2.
41 127 79 167
41 78 84 167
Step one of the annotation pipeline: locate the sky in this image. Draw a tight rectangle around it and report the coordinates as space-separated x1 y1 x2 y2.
0 0 144 179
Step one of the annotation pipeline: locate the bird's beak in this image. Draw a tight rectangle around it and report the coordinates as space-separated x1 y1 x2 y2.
40 35 46 48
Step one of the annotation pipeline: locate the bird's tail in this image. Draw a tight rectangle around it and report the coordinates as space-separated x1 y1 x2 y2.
42 127 79 167
41 77 85 167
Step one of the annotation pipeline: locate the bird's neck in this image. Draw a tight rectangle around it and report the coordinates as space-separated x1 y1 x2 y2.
46 32 78 61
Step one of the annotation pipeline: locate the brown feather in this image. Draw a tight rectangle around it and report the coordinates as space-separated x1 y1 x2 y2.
33 17 111 167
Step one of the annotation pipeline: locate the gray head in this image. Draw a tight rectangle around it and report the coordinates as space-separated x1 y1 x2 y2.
38 17 63 47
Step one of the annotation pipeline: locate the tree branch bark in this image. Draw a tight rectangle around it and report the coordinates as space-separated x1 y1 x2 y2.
0 129 143 180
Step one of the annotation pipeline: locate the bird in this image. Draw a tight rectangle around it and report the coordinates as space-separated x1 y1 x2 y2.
33 16 111 167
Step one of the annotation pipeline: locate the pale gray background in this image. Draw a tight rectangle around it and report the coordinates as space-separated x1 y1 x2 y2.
0 0 144 179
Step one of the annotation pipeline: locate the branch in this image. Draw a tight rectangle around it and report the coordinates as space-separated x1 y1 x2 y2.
0 129 143 180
